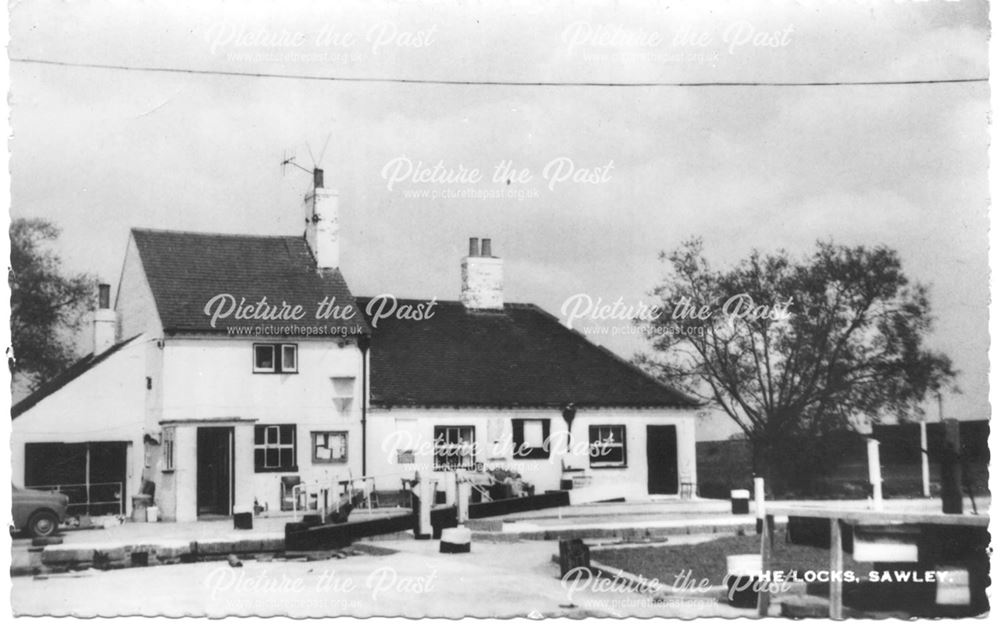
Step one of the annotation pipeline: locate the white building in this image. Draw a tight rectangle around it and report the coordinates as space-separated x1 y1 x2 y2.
12 171 699 522
360 243 699 499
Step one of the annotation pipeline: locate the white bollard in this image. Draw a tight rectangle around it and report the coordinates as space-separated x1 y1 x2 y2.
440 526 472 553
867 439 884 511
725 554 763 609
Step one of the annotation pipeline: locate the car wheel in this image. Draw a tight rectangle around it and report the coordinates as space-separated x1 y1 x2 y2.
28 510 59 538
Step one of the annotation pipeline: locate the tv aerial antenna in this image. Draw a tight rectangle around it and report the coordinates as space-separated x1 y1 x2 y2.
281 133 333 184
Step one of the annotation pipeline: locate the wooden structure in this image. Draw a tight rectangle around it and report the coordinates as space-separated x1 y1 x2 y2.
757 506 989 619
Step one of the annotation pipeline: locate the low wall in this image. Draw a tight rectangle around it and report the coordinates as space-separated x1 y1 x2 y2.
468 491 570 519
286 491 572 550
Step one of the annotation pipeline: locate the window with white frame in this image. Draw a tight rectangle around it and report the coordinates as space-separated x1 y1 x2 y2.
312 431 348 464
254 424 297 472
589 425 627 467
253 343 298 373
433 425 476 470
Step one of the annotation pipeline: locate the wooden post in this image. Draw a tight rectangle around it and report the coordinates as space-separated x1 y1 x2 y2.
558 539 590 580
920 421 930 498
867 439 883 511
444 470 457 506
829 518 844 620
756 509 772 616
457 478 470 524
941 418 963 514
414 472 433 539
754 477 766 533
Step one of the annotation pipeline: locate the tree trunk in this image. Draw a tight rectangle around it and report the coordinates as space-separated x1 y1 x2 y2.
751 432 795 497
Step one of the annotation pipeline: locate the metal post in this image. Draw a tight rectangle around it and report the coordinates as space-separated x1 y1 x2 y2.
920 421 930 498
867 439 883 511
358 334 370 478
85 445 92 515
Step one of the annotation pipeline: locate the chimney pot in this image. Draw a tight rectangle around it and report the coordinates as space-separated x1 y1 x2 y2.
93 283 118 355
460 238 503 310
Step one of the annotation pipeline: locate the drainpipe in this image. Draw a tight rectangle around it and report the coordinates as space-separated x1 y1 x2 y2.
358 333 371 477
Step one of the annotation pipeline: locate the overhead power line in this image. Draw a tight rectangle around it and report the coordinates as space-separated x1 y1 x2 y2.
10 57 989 88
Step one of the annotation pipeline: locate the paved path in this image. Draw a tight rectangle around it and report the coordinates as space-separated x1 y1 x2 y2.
23 508 409 546
11 538 748 618
10 509 410 573
12 497 986 618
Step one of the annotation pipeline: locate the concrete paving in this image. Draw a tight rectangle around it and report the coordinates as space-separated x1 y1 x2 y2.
30 507 409 546
10 538 751 618
11 496 988 617
13 496 987 573
11 508 411 574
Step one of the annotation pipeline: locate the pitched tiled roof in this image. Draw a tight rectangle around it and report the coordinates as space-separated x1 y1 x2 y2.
356 297 698 409
130 229 369 336
12 335 141 419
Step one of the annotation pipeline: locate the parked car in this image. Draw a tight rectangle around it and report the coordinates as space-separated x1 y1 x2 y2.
11 485 69 537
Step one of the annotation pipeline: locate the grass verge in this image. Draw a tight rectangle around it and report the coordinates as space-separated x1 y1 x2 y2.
589 528 872 586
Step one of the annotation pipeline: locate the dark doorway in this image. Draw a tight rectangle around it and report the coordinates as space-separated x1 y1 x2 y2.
197 427 233 517
24 442 128 515
646 425 679 494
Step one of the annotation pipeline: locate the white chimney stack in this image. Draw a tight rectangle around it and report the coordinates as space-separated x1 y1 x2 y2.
304 168 340 269
461 237 504 310
93 283 118 355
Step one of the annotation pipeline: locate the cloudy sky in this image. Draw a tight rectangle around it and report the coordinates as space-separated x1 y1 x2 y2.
9 0 991 421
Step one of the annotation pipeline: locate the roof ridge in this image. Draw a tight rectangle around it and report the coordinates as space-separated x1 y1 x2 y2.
131 227 303 240
354 295 540 308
